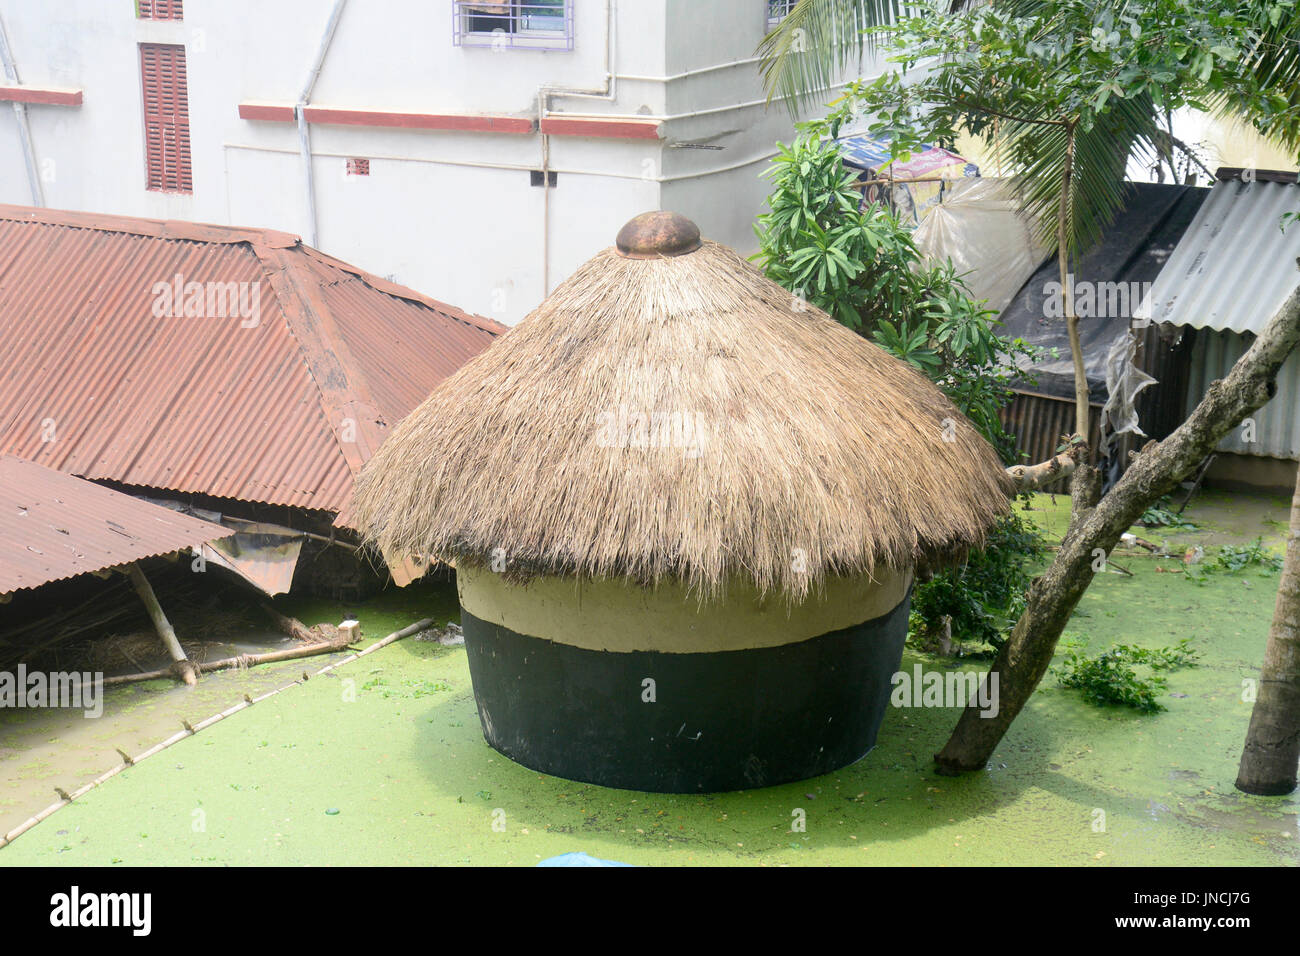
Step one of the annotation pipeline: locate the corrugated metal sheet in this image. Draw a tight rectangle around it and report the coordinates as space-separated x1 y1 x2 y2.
1132 321 1197 443
1136 176 1300 334
999 391 1102 470
995 183 1205 474
0 454 233 595
0 205 502 525
1185 329 1300 460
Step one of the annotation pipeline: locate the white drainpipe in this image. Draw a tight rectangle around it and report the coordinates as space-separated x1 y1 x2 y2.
296 0 347 248
0 13 43 207
536 0 616 295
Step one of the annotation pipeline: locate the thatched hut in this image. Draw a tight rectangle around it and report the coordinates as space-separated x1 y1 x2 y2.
354 212 1011 792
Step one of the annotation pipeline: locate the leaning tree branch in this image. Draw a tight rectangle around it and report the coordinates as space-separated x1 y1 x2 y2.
1150 128 1216 181
936 282 1300 775
1005 436 1083 492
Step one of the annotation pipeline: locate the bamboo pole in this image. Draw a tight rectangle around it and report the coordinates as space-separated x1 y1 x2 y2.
850 174 960 187
0 617 434 850
101 630 355 686
126 563 198 685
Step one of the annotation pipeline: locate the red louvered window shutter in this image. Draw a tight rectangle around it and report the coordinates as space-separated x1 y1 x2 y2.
139 43 193 194
137 0 183 20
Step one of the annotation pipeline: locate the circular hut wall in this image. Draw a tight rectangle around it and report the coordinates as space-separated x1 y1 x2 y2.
456 565 912 793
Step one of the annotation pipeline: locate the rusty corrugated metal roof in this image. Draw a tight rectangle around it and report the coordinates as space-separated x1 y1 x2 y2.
0 205 503 526
0 454 234 595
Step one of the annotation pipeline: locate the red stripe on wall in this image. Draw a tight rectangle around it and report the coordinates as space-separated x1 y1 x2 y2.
238 103 296 122
237 102 533 134
237 103 661 139
539 117 661 140
0 86 82 106
305 107 533 133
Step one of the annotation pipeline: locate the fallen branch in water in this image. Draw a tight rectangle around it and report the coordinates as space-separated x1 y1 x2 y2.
260 603 325 643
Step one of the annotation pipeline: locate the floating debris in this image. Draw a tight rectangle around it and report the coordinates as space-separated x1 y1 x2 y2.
414 622 464 646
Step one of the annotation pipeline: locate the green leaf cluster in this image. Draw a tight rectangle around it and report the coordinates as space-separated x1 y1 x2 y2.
1214 537 1284 573
755 133 1045 648
910 508 1047 652
1055 638 1200 712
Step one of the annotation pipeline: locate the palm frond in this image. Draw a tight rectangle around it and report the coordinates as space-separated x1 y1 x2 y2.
1219 6 1300 152
1002 91 1159 256
756 0 906 116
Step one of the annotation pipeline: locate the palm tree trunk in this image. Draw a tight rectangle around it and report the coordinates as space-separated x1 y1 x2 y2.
1235 464 1300 795
1058 124 1090 450
1055 124 1102 514
935 286 1300 774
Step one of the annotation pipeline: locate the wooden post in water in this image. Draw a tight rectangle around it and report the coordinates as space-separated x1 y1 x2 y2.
126 563 198 685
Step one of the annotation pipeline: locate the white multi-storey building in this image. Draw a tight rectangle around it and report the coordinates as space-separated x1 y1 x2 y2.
0 0 843 322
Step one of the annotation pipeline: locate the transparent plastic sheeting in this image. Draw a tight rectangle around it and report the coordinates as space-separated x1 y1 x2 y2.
1100 329 1157 454
913 178 1050 318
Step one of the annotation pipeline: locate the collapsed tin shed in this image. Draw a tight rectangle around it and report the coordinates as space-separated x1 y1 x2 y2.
354 212 1011 792
0 204 503 595
0 455 232 599
0 455 236 680
990 181 1209 478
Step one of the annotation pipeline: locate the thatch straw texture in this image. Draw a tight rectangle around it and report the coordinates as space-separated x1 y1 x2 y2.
353 239 1012 603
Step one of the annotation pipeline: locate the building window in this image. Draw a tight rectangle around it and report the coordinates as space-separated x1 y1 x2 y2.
139 43 193 194
137 0 183 20
453 1 573 51
767 0 797 31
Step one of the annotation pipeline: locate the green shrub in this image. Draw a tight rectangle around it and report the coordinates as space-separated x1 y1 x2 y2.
909 508 1044 653
1214 537 1283 573
1140 496 1196 529
753 133 1037 465
1055 639 1200 713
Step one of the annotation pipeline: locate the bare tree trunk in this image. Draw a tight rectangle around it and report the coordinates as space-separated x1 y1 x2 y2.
1235 463 1300 795
935 285 1300 774
1054 123 1105 512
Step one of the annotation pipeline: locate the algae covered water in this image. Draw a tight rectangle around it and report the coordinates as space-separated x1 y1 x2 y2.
1 493 1297 866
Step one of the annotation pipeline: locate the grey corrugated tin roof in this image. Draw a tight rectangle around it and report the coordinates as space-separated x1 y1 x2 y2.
1184 330 1300 460
1135 172 1300 333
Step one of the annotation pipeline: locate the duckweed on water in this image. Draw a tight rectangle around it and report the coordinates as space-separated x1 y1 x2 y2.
0 493 1296 866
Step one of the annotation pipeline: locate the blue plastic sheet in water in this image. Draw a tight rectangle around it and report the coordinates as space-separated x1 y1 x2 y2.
537 852 634 867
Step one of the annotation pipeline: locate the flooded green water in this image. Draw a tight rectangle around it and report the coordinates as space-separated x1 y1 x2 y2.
1 492 1297 866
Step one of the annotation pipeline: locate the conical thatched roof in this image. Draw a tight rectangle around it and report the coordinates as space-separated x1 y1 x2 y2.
353 213 1012 603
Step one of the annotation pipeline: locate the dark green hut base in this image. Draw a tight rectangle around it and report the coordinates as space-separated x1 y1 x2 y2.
460 593 910 793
